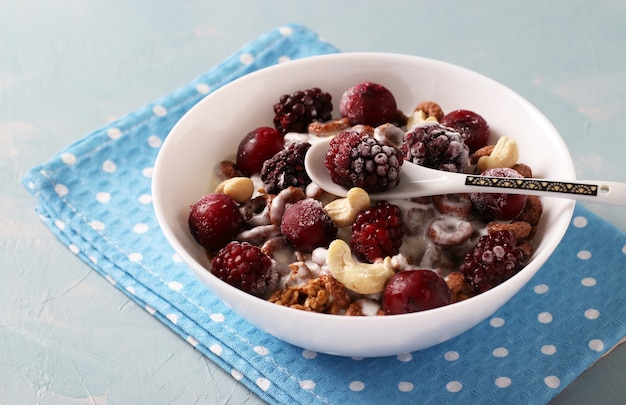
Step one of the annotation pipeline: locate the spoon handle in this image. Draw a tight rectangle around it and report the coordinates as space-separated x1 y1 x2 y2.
461 175 626 206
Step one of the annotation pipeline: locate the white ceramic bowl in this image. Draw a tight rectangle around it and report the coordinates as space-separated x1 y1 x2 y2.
152 53 575 357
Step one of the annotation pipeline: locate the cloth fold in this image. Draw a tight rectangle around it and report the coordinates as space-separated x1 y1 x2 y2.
22 23 626 404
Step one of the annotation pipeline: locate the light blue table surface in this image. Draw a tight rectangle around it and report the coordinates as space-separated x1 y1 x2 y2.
2 1 625 403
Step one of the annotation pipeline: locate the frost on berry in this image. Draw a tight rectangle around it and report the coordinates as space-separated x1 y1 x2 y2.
459 230 526 293
260 142 311 195
211 241 278 296
324 130 403 193
188 193 244 252
403 121 470 173
350 201 404 263
273 88 333 134
280 198 338 252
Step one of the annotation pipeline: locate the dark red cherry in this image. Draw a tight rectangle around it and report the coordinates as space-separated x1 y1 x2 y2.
382 270 452 315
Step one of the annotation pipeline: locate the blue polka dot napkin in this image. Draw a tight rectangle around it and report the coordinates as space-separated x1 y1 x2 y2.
22 23 626 405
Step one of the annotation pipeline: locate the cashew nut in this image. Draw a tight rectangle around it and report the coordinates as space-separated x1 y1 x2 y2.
215 177 254 203
406 109 438 130
477 136 519 172
326 239 395 294
323 187 371 227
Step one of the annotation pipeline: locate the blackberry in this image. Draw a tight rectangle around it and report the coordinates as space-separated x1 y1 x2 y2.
211 241 277 296
350 201 404 263
273 88 333 134
325 130 403 193
260 141 311 195
403 121 470 173
459 230 526 293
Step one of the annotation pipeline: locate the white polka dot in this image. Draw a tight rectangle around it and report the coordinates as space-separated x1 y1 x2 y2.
88 256 97 265
54 183 69 197
166 313 178 324
300 380 316 390
538 312 553 324
581 277 596 287
534 284 549 294
398 381 414 392
584 308 600 320
96 192 111 203
152 105 167 116
105 275 116 285
589 339 604 352
577 250 592 260
102 160 116 173
210 343 223 356
138 194 152 204
541 345 557 355
231 369 243 381
495 376 511 388
544 375 561 389
256 377 271 391
147 135 162 148
126 286 135 295
572 216 588 228
239 53 254 65
351 357 364 361
61 153 76 165
446 381 463 393
253 346 269 356
186 336 199 347
444 351 459 361
622 244 626 255
490 317 505 328
90 220 105 231
492 347 509 357
210 313 225 322
145 305 156 315
133 223 148 234
167 281 183 291
279 26 294 36
397 353 412 362
54 220 65 230
27 181 35 190
278 55 291 63
107 127 122 139
302 350 317 359
142 167 153 178
172 253 182 263
196 83 210 94
128 252 143 262
69 244 80 254
349 381 365 392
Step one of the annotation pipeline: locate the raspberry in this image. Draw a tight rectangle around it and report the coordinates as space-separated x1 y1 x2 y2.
440 109 490 153
273 88 333 134
459 230 526 293
189 193 244 252
211 241 277 296
280 198 338 252
324 130 403 193
236 127 284 176
340 81 397 127
403 121 470 173
260 142 311 194
382 269 452 315
350 201 404 263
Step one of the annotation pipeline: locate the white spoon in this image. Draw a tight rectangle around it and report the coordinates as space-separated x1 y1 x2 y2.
304 138 626 206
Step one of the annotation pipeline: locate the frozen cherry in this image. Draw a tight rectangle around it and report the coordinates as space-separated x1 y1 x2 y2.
189 193 244 252
280 198 338 252
470 167 528 221
340 82 397 127
382 270 452 315
236 127 284 176
440 109 490 153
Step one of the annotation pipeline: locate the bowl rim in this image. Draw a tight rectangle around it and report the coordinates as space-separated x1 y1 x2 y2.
152 52 575 343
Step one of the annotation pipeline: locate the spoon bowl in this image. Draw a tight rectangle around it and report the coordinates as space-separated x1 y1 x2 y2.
305 137 626 206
